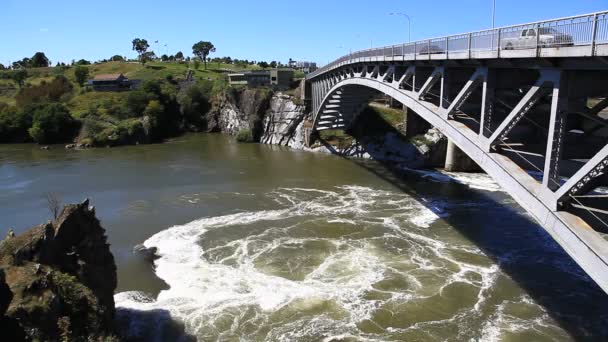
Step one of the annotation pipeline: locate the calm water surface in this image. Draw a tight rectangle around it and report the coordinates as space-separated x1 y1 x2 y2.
1 133 607 341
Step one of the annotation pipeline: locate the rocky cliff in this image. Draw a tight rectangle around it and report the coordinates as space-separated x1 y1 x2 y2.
206 87 273 141
0 199 117 341
207 86 448 169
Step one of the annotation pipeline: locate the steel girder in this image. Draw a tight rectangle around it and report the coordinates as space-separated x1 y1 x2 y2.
307 61 608 294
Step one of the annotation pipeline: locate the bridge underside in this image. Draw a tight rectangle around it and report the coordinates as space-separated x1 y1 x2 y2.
307 59 608 293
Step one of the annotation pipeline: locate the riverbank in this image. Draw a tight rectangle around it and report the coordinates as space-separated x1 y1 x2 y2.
2 61 452 170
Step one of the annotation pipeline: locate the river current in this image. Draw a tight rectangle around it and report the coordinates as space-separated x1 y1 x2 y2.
1 134 607 341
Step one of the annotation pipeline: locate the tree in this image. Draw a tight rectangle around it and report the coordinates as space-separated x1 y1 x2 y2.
132 38 150 65
30 52 50 68
110 55 125 62
258 61 269 69
175 51 184 60
45 192 61 219
270 61 277 69
0 63 5 70
74 66 89 87
12 58 31 69
141 51 156 65
161 54 169 62
126 90 149 117
28 103 79 144
74 59 91 66
12 69 28 88
193 60 200 70
192 41 216 70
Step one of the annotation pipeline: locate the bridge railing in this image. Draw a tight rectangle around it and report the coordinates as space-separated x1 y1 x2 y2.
308 10 608 79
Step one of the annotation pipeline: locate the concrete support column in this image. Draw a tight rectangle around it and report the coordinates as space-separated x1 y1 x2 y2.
445 140 459 172
445 139 479 172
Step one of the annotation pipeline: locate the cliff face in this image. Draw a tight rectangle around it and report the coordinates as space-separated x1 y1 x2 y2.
260 94 308 149
208 87 447 169
0 199 117 341
206 88 273 141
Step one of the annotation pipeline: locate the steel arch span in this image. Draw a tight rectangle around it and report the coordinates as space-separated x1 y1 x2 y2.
306 62 608 293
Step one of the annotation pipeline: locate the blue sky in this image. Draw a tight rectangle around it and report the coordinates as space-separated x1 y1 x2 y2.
1 0 606 66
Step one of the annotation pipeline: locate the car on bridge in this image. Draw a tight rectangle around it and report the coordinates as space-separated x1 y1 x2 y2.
418 44 445 55
501 27 574 50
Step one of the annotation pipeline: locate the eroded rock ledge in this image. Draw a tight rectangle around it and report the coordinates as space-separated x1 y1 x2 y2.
0 199 117 341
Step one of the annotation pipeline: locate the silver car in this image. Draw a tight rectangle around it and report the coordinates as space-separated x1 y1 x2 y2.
502 27 574 50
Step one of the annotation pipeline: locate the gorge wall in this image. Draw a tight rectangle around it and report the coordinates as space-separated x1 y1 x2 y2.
207 85 450 170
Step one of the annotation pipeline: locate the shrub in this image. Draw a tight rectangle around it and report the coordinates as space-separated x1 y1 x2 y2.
236 129 253 143
126 90 149 117
74 66 89 87
177 83 211 129
0 105 33 142
15 75 73 107
28 103 80 144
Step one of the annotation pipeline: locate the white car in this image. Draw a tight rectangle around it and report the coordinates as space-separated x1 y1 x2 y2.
501 27 574 50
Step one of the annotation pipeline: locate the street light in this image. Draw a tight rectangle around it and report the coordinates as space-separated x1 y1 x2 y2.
492 0 497 29
389 12 412 42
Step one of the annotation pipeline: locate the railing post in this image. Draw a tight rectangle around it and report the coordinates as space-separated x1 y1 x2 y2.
468 33 472 59
536 23 541 57
497 28 502 58
591 13 599 56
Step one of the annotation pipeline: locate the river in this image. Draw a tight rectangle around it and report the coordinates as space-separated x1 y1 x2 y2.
1 133 607 341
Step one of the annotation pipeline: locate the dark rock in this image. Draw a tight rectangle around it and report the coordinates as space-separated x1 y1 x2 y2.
133 244 160 263
0 199 118 341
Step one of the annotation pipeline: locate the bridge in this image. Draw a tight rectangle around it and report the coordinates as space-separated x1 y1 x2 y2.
304 11 608 293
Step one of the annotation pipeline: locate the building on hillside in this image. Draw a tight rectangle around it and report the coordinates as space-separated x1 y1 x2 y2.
288 59 318 74
228 69 294 89
88 73 134 91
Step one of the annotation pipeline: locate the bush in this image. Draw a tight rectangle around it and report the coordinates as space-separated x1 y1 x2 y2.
126 90 149 117
177 83 211 129
236 129 253 143
0 105 33 142
28 103 80 144
15 75 73 107
74 66 89 87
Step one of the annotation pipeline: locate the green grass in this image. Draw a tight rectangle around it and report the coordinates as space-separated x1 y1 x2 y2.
368 103 405 127
67 91 131 117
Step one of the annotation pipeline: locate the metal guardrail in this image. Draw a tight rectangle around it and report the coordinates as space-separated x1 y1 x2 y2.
308 11 608 79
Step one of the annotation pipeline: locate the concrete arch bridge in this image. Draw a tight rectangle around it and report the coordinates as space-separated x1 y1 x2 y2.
304 11 608 293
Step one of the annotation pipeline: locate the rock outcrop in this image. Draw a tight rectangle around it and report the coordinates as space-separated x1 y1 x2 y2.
0 199 117 341
206 88 273 141
260 94 308 149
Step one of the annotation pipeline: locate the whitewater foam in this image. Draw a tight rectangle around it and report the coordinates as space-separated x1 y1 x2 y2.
114 185 567 340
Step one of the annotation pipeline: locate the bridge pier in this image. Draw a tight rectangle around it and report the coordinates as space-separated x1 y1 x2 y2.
445 139 479 172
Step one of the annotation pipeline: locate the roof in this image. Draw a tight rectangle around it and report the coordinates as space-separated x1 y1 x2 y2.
93 74 126 81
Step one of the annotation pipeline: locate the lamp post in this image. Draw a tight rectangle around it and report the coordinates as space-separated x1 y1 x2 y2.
389 12 412 42
492 0 496 29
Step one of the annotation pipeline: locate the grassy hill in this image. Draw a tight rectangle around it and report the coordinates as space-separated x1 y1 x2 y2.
0 60 305 146
0 60 262 107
